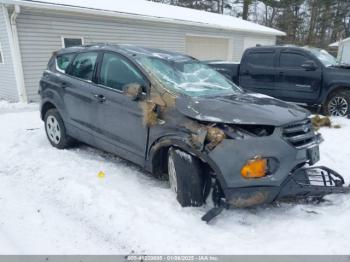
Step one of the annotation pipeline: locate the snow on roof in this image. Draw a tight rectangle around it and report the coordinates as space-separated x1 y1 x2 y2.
329 37 350 47
329 41 339 47
4 0 285 36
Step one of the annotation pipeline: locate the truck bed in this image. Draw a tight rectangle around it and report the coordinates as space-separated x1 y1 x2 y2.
206 61 240 84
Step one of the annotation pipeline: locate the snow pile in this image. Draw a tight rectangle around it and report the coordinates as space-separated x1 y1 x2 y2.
0 104 350 254
0 100 38 112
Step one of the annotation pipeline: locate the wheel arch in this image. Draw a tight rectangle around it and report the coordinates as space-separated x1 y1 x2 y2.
148 136 226 188
323 85 350 104
41 100 57 120
149 137 194 178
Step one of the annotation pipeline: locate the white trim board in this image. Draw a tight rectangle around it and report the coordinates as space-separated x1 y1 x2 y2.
0 41 4 64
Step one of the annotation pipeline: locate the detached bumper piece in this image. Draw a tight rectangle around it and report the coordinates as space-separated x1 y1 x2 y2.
277 166 350 199
202 166 350 223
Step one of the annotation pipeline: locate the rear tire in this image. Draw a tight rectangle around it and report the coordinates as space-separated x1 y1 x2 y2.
323 91 350 117
167 147 205 207
44 108 74 149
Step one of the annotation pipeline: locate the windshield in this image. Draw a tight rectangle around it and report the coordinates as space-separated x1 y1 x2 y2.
307 47 337 67
135 56 242 97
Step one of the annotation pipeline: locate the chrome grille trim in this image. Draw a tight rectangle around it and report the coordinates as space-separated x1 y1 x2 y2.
282 119 316 149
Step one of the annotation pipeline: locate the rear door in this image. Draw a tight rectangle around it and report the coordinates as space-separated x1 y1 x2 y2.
62 51 101 140
275 50 322 102
239 49 277 96
93 51 149 165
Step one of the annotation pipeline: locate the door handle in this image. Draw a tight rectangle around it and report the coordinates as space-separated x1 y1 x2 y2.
278 71 284 76
94 94 106 103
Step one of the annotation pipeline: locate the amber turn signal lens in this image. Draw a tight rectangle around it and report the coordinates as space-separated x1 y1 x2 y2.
241 158 267 178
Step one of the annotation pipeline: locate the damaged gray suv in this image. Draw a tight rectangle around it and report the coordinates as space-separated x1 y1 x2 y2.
40 44 349 221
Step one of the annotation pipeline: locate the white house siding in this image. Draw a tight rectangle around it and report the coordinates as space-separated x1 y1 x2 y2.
16 7 276 102
0 5 18 101
338 40 350 65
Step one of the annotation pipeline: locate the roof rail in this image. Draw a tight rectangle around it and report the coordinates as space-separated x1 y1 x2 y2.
281 44 299 47
81 43 110 47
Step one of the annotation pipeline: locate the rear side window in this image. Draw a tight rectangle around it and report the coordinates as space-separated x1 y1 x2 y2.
56 53 74 72
99 52 146 91
245 52 274 67
280 52 308 68
68 52 98 81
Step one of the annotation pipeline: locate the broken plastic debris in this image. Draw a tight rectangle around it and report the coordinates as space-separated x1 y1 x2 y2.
97 171 106 178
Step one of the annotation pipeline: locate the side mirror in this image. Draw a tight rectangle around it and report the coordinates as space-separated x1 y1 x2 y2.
123 83 144 101
301 60 318 71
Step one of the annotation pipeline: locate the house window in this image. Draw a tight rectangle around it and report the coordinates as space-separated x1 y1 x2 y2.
62 37 84 48
0 42 4 64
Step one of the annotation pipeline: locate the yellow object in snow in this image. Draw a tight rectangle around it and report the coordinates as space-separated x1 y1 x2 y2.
97 171 106 178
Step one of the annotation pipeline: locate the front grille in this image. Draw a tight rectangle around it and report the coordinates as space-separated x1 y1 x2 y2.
282 119 316 149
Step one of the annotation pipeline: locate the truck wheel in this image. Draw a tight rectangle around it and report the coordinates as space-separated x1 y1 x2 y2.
323 91 350 117
167 147 205 207
44 108 73 149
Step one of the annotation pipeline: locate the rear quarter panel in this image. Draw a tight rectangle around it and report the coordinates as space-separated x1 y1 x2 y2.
40 70 68 121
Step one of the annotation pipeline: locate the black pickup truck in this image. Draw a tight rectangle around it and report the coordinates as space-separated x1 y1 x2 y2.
208 46 350 116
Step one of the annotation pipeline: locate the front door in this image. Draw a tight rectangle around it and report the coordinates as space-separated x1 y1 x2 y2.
239 50 277 96
93 52 149 165
275 50 322 102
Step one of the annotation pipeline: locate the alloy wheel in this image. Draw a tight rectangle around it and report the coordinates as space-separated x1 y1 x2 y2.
328 96 349 116
46 115 61 144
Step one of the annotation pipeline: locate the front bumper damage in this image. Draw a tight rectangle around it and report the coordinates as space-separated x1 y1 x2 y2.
202 166 350 223
278 166 350 198
200 118 350 222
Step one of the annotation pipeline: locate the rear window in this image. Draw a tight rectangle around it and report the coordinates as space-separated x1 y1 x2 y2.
56 53 75 72
245 52 274 67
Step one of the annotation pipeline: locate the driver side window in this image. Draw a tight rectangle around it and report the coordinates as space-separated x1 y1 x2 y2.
99 52 146 91
280 52 308 68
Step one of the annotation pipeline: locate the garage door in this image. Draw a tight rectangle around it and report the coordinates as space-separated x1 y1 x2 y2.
185 36 230 61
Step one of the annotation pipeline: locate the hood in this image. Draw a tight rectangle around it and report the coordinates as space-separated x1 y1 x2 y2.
175 92 310 126
324 66 350 84
331 64 350 70
326 65 350 74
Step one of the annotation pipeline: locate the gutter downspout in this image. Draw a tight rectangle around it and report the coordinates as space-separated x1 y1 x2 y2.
9 5 27 103
338 38 344 64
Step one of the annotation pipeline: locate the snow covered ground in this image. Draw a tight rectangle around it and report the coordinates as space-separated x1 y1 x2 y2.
0 101 350 255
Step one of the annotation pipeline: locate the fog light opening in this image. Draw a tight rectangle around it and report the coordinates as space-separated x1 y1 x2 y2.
241 157 268 179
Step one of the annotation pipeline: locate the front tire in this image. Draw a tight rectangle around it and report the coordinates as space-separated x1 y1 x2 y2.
323 91 350 117
44 108 73 149
167 147 205 207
